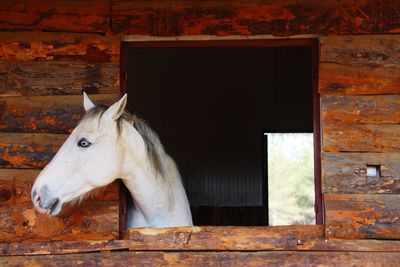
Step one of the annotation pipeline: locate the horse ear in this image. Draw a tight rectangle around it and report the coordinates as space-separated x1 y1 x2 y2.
104 94 127 120
83 92 95 111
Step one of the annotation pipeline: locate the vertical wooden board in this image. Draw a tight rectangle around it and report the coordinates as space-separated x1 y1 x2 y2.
322 152 400 193
0 94 119 134
325 193 400 239
0 201 119 242
0 133 66 169
0 61 119 96
322 95 400 124
0 32 120 62
2 251 400 267
0 0 110 33
0 168 119 207
323 123 400 153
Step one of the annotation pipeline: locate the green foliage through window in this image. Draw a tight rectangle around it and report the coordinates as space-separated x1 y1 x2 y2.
267 133 315 226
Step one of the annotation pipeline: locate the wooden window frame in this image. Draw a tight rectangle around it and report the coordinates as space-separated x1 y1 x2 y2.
119 37 322 235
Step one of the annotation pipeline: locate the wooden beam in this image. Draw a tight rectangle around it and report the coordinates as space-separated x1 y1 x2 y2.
319 64 400 95
323 123 400 153
0 168 119 207
0 32 120 62
322 152 400 194
319 35 400 95
2 251 400 266
325 193 400 239
111 0 400 36
0 133 65 169
125 225 323 251
0 201 119 242
0 94 119 134
0 61 119 97
0 0 110 33
322 95 400 124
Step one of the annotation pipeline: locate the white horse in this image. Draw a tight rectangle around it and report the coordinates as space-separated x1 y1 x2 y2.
31 93 193 228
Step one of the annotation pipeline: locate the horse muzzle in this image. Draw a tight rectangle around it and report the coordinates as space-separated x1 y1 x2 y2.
31 187 60 215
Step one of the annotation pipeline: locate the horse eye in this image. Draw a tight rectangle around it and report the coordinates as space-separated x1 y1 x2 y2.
77 138 91 148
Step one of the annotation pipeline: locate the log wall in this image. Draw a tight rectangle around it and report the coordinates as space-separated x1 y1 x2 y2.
1 0 400 264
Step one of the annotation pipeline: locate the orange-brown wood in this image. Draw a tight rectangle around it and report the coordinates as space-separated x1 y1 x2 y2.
325 193 400 239
0 201 119 242
0 168 119 207
2 251 400 266
323 123 400 153
322 152 400 194
319 35 400 95
322 95 400 124
319 63 400 95
0 32 120 62
126 225 323 251
0 0 110 33
3 233 400 256
0 133 65 169
0 94 119 134
111 0 400 36
0 61 119 97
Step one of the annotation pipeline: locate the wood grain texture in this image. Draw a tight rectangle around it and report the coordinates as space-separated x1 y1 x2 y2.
0 201 119 242
0 32 120 62
0 133 65 169
0 61 119 96
126 225 323 251
0 0 110 33
322 152 400 194
2 251 400 267
325 193 400 239
319 63 400 95
0 168 119 207
319 35 400 95
322 95 400 124
3 234 400 255
323 123 400 153
0 94 120 134
112 0 400 36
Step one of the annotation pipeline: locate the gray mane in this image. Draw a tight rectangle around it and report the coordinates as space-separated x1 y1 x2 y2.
83 105 167 178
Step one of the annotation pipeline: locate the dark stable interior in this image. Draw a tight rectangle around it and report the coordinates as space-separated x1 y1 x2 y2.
126 45 313 226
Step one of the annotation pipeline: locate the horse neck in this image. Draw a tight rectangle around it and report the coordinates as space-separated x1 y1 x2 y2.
119 120 192 228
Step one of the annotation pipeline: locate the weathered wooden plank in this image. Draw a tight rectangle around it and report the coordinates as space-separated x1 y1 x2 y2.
0 201 119 242
322 152 400 194
0 94 119 134
125 225 323 251
319 63 400 95
0 133 65 169
321 35 400 69
0 168 119 207
325 193 400 239
0 61 119 97
319 35 400 95
0 0 110 33
323 123 400 153
2 251 400 267
0 32 120 62
3 234 400 256
112 0 400 36
322 95 400 124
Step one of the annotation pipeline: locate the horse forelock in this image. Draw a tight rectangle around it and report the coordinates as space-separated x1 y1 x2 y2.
82 105 168 179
